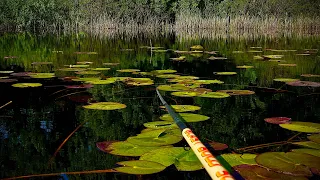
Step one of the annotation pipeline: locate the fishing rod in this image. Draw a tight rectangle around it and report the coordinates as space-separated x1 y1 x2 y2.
156 89 235 180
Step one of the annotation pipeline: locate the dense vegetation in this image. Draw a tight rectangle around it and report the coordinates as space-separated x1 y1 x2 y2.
0 0 320 32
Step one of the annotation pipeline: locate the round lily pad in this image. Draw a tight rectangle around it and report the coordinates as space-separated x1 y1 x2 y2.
31 62 53 65
90 68 110 71
29 73 55 79
83 102 126 110
236 65 254 69
301 74 320 78
126 81 154 86
207 141 228 151
247 50 262 53
264 117 291 124
255 152 319 176
175 76 199 80
103 63 119 66
190 45 204 50
152 69 177 74
189 88 212 94
217 90 255 95
308 134 320 144
75 71 100 75
160 113 210 122
194 79 224 84
157 85 190 91
115 160 166 175
220 154 257 167
291 149 320 158
292 141 320 150
76 61 93 64
10 72 31 77
273 78 299 82
271 49 297 52
12 83 42 88
234 164 308 180
213 72 237 75
278 64 297 67
117 69 140 73
57 68 86 72
87 80 116 85
208 56 228 60
170 56 186 61
143 121 179 129
263 55 284 59
127 129 183 146
198 92 230 98
280 121 320 133
156 74 180 79
0 71 14 74
64 64 90 68
171 91 198 97
72 77 101 82
286 81 320 87
160 105 201 112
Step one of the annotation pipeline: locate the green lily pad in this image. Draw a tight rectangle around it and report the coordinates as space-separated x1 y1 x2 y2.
115 160 166 175
100 141 171 156
213 72 237 75
301 74 320 78
127 129 183 146
72 77 101 82
270 49 297 52
29 73 55 79
194 79 224 84
293 141 320 150
12 83 42 88
103 62 120 66
208 56 227 60
291 149 320 157
247 50 263 53
87 79 115 85
273 78 300 82
220 154 257 167
126 81 154 86
143 121 179 129
90 68 111 71
198 92 230 98
117 69 140 73
64 64 90 68
152 49 168 53
108 77 131 82
170 56 186 61
0 71 14 74
160 105 201 112
156 74 181 79
83 102 126 110
255 152 319 176
236 65 254 69
157 85 190 91
75 71 101 75
217 90 255 96
190 45 204 50
308 134 320 144
279 122 320 133
160 113 210 122
263 55 284 59
234 164 308 180
152 69 177 74
57 68 86 72
175 76 199 80
140 147 202 171
171 91 198 97
278 64 297 67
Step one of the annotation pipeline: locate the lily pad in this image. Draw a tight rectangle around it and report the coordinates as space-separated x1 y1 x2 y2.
157 85 190 91
308 134 320 144
76 61 93 64
263 55 284 59
255 152 320 176
170 56 186 61
103 63 119 66
83 102 126 110
301 74 320 78
175 76 199 80
286 81 320 87
127 129 183 146
208 56 228 60
64 64 90 68
160 113 210 122
190 45 204 50
217 90 255 95
143 121 179 129
264 117 292 124
87 79 116 85
152 69 177 74
292 141 320 150
72 77 101 82
117 69 140 73
160 105 201 112
97 141 171 156
75 71 100 75
12 83 42 88
171 91 198 97
291 149 320 158
29 73 55 79
31 62 53 65
0 71 14 74
213 72 237 75
208 141 228 151
90 68 111 71
234 164 308 180
236 65 254 69
194 79 224 84
280 122 320 133
273 78 299 82
0 79 18 83
74 52 98 55
220 154 257 167
57 68 86 72
189 88 212 94
114 160 166 175
156 74 180 79
247 50 263 53
278 64 297 67
126 81 154 86
271 49 297 52
198 92 230 98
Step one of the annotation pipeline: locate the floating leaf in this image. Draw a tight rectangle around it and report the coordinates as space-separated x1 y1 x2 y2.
278 64 297 67
204 51 217 55
308 134 320 144
174 149 203 171
271 49 297 52
152 69 177 74
264 117 292 124
156 74 180 79
198 92 230 98
263 55 284 59
217 90 255 95
208 56 227 60
208 141 228 151
76 61 93 64
108 77 131 82
0 71 14 74
296 54 310 56
64 64 90 68
286 81 320 87
10 72 30 77
90 68 110 71
301 74 320 78
157 85 189 91
247 50 262 53
190 45 204 50
175 76 199 80
12 83 42 88
174 50 190 54
256 152 319 176
220 154 257 167
171 91 198 97
213 72 237 75
87 79 116 85
127 129 183 146
72 77 101 82
194 79 224 84
291 149 320 158
236 65 254 69
31 62 53 65
152 49 168 53
232 51 244 53
273 78 299 82
75 71 100 75
189 88 212 94
57 68 86 72
97 141 170 156
83 102 126 110
114 160 166 175
160 105 201 112
103 62 119 66
127 81 154 86
170 56 186 61
293 141 320 150
117 69 140 73
280 122 320 133
234 164 308 180
29 73 55 79
160 113 210 122
253 56 264 60
74 51 98 55
143 121 179 129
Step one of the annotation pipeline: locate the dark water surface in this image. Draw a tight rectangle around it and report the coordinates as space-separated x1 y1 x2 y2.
0 33 320 179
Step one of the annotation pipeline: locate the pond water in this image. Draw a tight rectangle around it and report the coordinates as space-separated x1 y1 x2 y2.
0 33 320 179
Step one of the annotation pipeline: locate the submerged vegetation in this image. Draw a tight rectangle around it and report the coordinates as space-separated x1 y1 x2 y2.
0 0 320 35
